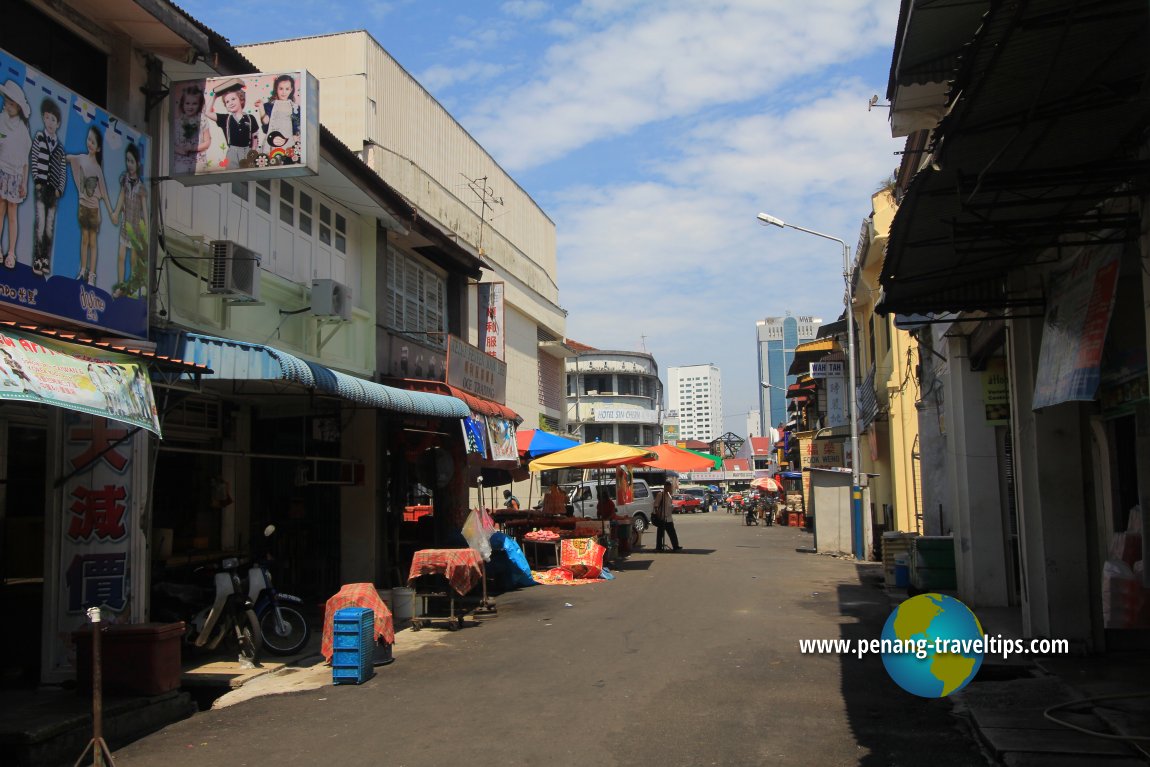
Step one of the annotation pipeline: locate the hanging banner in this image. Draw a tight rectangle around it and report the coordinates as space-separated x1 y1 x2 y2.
50 414 146 678
462 414 488 457
486 416 518 462
0 329 160 434
476 282 505 362
169 71 319 184
1033 245 1121 408
0 49 151 337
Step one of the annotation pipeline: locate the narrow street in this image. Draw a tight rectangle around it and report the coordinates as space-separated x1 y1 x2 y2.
114 514 985 767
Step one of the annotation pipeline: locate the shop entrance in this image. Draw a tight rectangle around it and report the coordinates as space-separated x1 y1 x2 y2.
0 422 47 687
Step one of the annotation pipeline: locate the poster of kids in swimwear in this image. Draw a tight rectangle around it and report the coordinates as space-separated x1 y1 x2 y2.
169 71 319 183
0 50 150 339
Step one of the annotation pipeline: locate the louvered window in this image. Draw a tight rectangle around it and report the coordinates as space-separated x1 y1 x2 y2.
387 247 447 350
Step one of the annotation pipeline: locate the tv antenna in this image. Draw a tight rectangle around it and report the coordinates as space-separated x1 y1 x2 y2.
639 334 648 352
462 174 504 256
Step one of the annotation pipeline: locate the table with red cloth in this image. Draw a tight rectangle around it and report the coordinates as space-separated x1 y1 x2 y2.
321 582 395 662
406 548 484 595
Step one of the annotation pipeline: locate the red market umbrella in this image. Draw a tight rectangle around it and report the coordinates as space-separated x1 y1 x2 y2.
638 443 717 472
751 477 782 492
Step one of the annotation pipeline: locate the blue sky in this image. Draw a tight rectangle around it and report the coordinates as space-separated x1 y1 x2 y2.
179 0 904 437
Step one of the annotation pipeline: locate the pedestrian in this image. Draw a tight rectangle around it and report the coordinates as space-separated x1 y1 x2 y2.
652 480 682 551
596 489 617 520
502 489 520 510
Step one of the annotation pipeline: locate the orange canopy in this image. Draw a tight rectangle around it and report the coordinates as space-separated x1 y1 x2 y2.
639 443 718 472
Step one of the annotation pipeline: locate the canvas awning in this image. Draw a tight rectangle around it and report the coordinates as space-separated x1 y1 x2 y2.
396 379 520 422
787 339 842 376
156 331 468 419
528 441 656 472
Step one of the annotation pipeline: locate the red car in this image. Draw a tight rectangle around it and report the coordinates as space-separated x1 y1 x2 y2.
672 493 703 513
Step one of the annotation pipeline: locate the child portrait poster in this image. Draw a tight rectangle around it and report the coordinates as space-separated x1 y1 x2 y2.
0 50 150 339
169 71 319 183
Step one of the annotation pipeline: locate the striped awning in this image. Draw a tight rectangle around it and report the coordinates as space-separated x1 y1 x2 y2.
157 331 469 419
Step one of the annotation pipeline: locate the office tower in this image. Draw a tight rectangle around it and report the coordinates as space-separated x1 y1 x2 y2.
756 314 822 436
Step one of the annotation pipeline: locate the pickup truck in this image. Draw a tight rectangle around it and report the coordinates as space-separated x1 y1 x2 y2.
567 479 654 533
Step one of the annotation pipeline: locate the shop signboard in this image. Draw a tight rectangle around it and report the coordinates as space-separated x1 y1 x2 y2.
476 282 505 362
809 361 844 378
48 414 148 679
388 335 446 382
825 375 847 429
1033 244 1121 408
169 71 319 184
0 329 160 434
982 358 1010 425
799 438 844 470
594 407 658 423
0 50 152 337
447 335 507 402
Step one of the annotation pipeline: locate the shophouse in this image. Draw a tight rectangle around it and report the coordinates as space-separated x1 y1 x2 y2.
234 34 567 467
881 0 1150 647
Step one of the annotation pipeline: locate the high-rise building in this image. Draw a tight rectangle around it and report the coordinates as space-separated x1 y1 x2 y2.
745 410 762 439
667 364 723 442
756 314 822 436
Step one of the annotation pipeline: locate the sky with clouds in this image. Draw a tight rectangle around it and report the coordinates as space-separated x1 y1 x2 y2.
180 0 904 437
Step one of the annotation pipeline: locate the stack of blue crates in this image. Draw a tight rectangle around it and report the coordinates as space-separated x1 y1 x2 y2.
331 607 374 685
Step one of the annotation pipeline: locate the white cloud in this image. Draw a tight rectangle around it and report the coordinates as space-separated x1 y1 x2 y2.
502 0 550 20
463 0 899 171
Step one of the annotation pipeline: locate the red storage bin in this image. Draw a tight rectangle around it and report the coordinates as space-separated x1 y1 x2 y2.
403 505 433 522
73 622 185 696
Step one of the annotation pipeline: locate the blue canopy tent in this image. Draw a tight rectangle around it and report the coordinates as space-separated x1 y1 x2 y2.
516 429 579 459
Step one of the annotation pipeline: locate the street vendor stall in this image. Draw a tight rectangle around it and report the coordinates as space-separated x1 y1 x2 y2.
406 548 488 631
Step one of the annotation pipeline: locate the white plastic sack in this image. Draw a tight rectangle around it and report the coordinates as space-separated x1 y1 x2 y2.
461 507 497 561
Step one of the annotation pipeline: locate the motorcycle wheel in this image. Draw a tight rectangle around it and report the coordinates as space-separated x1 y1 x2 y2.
259 604 310 656
235 608 263 661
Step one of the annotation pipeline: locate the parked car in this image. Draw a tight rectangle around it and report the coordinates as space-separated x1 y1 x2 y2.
567 479 654 533
679 485 710 512
672 492 702 513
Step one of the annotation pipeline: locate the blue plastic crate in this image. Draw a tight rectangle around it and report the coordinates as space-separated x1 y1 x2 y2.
332 664 373 684
331 607 374 685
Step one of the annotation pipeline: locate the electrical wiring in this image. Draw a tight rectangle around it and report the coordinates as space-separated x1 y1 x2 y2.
1043 692 1150 759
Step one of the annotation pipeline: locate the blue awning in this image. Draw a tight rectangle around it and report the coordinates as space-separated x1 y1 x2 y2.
156 331 469 419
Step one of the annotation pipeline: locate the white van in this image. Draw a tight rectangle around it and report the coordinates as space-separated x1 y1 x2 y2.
568 479 654 532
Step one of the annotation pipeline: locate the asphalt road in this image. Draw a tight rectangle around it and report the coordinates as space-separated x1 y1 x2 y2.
114 512 987 767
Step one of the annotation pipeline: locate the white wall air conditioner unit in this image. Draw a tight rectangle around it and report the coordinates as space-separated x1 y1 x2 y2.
208 240 261 301
311 279 352 321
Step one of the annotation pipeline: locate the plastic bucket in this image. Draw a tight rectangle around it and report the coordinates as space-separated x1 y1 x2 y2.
377 589 393 614
391 587 415 621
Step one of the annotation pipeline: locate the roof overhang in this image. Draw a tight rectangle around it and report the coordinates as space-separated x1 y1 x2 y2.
880 0 1150 316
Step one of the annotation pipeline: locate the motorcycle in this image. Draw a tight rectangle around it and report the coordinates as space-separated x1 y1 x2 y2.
248 524 311 656
744 498 760 526
154 556 263 664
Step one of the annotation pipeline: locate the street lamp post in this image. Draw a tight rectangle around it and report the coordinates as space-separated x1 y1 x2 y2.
756 213 863 557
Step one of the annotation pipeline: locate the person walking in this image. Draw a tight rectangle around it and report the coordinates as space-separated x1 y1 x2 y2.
652 481 682 552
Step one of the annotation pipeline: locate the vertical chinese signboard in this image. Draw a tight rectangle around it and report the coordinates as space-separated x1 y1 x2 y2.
48 414 149 679
476 282 505 361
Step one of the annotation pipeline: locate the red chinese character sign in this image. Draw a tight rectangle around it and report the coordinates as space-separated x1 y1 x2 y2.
476 282 505 362
49 413 148 679
0 329 160 435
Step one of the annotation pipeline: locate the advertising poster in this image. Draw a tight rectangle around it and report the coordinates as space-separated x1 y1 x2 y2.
0 50 150 337
0 329 160 434
982 358 1010 425
462 415 487 457
1033 245 1121 408
486 416 518 462
169 71 319 184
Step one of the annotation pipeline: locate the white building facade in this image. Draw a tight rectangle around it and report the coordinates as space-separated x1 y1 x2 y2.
667 364 723 442
237 32 568 435
567 350 662 447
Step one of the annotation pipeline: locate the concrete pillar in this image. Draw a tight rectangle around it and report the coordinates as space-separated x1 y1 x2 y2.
1008 301 1093 642
942 335 1011 607
340 405 379 584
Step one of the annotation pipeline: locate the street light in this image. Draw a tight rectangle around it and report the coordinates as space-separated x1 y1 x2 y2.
756 212 862 548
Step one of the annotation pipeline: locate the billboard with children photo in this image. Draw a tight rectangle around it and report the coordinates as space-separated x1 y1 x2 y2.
169 71 319 184
0 49 150 338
